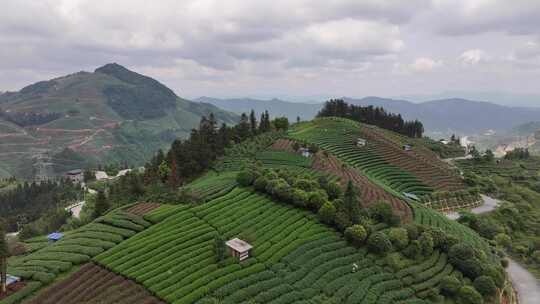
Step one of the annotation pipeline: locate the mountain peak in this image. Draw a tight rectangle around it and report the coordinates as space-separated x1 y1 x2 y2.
94 63 128 74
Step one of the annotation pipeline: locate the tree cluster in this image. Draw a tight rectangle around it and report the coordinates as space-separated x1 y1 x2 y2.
317 99 424 138
237 165 405 252
0 109 62 127
144 111 286 187
504 148 530 160
0 179 82 232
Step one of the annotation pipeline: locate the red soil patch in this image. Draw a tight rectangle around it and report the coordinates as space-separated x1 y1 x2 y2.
358 126 464 192
126 202 162 216
270 138 296 153
0 281 26 300
27 263 165 304
313 152 413 222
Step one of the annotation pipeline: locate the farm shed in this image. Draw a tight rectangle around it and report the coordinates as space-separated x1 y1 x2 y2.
356 138 367 147
402 144 412 151
298 147 311 158
225 238 252 261
47 232 64 242
65 169 83 183
6 275 20 286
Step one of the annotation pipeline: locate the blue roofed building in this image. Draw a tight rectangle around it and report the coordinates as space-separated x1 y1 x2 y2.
7 274 21 286
47 232 64 242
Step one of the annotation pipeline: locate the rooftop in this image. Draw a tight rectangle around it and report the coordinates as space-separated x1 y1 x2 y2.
47 232 64 240
7 274 20 286
66 169 82 175
225 238 253 253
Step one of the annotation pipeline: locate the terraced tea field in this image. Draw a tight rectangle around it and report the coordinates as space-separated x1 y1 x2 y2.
289 118 434 197
255 150 313 168
4 211 151 303
94 188 461 304
26 263 164 304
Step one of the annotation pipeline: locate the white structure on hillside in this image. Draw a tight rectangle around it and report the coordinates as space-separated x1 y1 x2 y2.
299 147 311 158
226 238 253 261
65 169 83 183
356 138 367 147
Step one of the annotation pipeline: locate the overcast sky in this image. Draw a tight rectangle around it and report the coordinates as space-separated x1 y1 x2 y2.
1 0 540 106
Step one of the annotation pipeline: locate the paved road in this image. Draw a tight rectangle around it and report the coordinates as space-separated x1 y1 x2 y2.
445 195 500 220
444 196 540 302
442 154 472 163
507 258 540 303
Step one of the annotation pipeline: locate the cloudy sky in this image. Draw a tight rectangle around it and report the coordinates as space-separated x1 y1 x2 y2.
1 0 540 105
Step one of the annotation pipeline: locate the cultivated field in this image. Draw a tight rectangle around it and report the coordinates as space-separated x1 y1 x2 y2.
26 263 164 304
94 188 463 304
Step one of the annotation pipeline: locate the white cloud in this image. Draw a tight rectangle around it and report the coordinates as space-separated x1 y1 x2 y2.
1 0 540 99
427 0 540 37
410 57 443 72
459 49 489 65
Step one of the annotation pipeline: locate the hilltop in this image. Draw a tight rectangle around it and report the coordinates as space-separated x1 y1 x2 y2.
0 64 237 179
2 115 514 304
201 96 540 135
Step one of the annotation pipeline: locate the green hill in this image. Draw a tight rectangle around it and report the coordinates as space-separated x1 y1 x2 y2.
0 64 237 179
2 117 513 304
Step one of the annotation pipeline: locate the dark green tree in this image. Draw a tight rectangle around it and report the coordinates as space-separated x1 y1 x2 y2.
272 117 289 131
473 276 497 298
93 190 109 219
0 228 8 294
344 181 361 224
344 225 368 247
318 201 336 224
367 232 393 255
457 286 483 304
249 110 257 135
236 113 251 141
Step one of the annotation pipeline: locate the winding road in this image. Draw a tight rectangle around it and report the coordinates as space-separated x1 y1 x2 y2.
444 195 540 303
507 259 540 303
445 194 500 220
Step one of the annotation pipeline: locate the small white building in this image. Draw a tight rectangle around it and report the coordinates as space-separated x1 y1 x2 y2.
299 147 311 158
65 169 83 183
403 144 412 151
6 274 20 286
356 138 367 147
226 238 253 261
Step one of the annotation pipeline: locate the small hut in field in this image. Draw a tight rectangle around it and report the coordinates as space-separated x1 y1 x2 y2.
225 238 252 261
402 144 412 151
299 147 311 158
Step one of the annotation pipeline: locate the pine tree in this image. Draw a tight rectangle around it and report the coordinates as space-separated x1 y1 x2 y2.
93 190 109 219
344 181 361 224
0 228 8 294
237 113 251 141
249 110 257 135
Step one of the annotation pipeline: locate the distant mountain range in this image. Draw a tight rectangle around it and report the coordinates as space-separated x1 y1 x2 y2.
200 96 540 135
195 97 322 121
0 63 237 179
